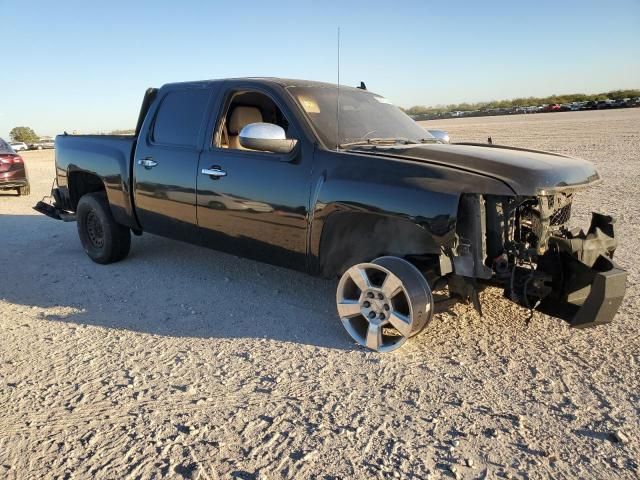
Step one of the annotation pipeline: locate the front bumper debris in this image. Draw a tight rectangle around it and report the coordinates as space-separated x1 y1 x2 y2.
535 213 627 328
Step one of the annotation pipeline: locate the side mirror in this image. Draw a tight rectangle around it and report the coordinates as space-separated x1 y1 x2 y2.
427 129 450 144
239 123 298 154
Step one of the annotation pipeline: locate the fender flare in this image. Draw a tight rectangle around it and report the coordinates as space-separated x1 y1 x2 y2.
313 207 455 277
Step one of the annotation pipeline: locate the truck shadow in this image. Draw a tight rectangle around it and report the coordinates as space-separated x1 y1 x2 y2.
0 214 353 350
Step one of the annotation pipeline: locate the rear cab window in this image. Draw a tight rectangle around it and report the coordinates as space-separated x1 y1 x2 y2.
152 88 211 147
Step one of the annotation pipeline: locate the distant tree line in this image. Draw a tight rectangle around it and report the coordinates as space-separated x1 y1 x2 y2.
403 89 640 116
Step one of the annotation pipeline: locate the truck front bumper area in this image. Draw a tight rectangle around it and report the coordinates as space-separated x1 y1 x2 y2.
532 213 627 328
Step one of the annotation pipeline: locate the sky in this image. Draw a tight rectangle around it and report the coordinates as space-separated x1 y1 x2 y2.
1 0 639 139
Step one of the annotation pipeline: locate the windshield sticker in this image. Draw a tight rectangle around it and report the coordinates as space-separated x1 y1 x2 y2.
297 95 320 114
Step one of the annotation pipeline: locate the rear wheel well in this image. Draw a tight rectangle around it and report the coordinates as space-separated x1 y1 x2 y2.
68 171 105 210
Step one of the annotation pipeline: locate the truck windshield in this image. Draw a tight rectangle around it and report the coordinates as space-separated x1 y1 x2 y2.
287 85 434 150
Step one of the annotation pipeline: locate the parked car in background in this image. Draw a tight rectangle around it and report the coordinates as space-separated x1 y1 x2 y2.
541 104 562 112
9 142 28 152
581 101 597 110
596 100 615 110
29 139 55 150
0 138 30 195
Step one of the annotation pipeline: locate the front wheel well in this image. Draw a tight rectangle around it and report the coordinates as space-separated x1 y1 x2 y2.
318 212 443 278
68 171 106 210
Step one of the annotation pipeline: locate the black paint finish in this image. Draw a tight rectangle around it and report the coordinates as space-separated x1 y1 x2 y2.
52 78 602 276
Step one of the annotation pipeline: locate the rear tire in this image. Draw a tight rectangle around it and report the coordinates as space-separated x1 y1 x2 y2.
17 185 30 196
77 192 131 264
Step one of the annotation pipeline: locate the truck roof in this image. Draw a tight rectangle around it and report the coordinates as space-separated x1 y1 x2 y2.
160 77 364 93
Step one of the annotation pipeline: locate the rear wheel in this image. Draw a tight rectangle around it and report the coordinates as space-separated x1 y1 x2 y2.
76 192 131 264
336 256 434 352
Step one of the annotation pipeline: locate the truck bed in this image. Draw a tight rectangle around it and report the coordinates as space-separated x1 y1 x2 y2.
54 134 138 228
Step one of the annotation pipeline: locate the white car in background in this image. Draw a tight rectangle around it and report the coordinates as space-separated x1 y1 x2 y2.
9 142 28 152
29 139 55 150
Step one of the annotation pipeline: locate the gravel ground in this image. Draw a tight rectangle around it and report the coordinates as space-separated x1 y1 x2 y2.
1 109 638 480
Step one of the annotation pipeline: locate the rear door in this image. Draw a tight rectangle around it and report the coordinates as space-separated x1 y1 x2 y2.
133 85 215 242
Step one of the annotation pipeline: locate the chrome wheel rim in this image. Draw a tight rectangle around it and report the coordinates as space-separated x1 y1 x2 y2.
336 256 433 352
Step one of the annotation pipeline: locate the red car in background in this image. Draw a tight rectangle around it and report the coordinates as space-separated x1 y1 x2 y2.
544 103 562 112
0 138 30 195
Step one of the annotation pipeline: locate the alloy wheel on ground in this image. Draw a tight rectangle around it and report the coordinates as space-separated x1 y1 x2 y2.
336 256 434 352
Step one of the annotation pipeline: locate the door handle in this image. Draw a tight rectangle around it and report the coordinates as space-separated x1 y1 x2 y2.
137 157 158 169
201 167 227 178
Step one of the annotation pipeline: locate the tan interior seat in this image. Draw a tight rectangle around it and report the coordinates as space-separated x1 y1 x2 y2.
228 106 263 149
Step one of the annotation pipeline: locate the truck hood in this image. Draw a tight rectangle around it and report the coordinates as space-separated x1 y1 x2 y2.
347 143 601 196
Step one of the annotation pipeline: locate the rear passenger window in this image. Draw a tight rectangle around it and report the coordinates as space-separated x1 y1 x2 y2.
152 89 210 147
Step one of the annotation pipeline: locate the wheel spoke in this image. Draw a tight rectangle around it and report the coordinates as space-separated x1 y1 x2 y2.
347 266 371 292
381 273 403 298
387 310 412 337
337 300 361 319
365 321 382 350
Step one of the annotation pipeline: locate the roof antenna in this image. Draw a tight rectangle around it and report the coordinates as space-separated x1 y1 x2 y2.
336 26 341 151
358 81 367 90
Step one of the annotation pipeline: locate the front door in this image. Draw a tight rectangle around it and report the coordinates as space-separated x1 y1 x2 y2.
196 88 311 271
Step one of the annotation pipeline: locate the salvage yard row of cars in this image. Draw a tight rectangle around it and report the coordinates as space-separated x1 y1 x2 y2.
9 138 55 151
416 96 640 120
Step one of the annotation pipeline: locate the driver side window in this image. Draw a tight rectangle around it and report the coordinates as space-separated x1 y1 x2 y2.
214 91 292 151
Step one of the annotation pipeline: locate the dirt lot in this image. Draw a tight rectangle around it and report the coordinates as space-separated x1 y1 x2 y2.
1 109 638 479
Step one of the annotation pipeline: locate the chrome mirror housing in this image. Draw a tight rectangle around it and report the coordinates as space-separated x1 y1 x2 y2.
239 123 298 154
427 129 450 144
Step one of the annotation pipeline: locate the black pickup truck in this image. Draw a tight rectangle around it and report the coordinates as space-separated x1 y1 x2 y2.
36 78 627 352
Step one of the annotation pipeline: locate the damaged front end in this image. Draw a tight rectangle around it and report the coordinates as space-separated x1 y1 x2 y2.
447 191 627 328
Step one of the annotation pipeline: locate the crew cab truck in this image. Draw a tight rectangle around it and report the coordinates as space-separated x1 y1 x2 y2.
35 78 627 352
